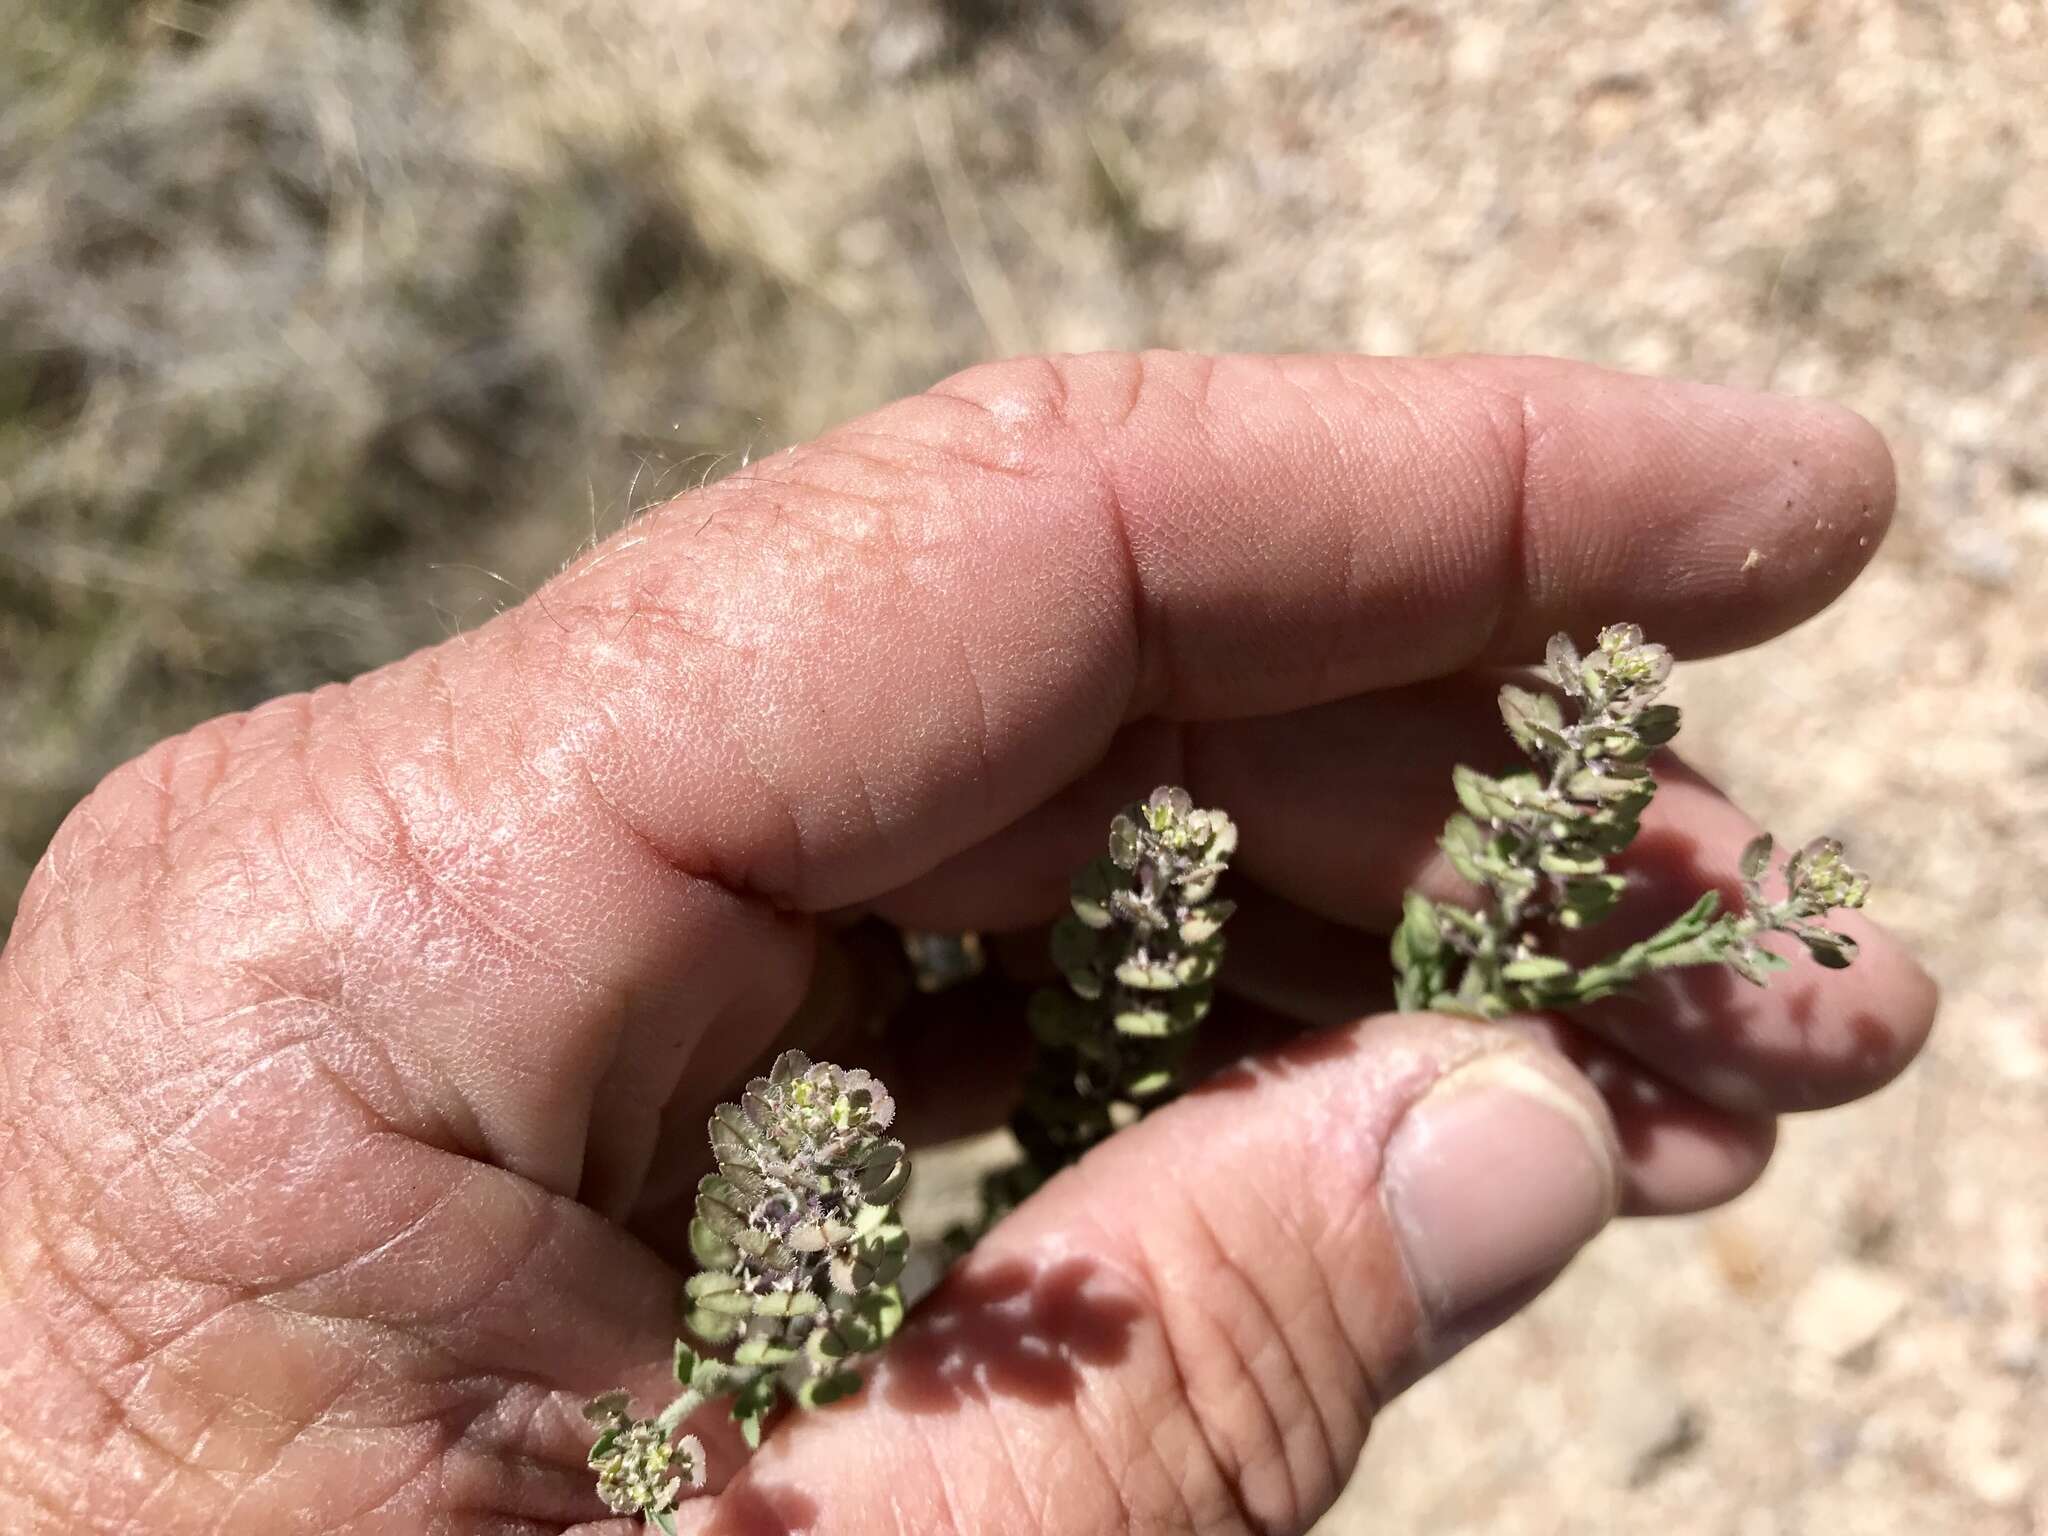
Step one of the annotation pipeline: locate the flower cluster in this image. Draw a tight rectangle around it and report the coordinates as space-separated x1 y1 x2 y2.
1394 623 1870 1016
585 1394 704 1529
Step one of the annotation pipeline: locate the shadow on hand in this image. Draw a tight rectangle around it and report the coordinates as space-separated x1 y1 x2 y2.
689 1480 821 1536
1190 1009 1365 1097
880 1254 1142 1414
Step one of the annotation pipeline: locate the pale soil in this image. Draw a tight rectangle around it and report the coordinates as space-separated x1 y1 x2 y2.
4 0 2043 1529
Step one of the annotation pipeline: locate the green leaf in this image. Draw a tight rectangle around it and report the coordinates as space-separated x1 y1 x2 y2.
859 1142 906 1202
1662 888 1723 936
1726 944 1790 986
1452 764 1502 821
747 1288 822 1319
685 1305 743 1344
1633 703 1682 746
673 1342 701 1387
1178 900 1234 944
691 1290 759 1318
688 1216 739 1270
1112 1005 1171 1037
730 1372 779 1448
1114 990 1206 1038
1027 987 1092 1047
1558 873 1627 928
1440 814 1488 883
1546 631 1585 697
1068 859 1119 929
1566 765 1651 804
1116 950 1218 990
1796 927 1859 969
857 1284 906 1343
1499 684 1568 754
650 1511 680 1536
1050 915 1106 997
1124 1065 1176 1098
708 1104 755 1168
1739 833 1774 882
1107 814 1143 869
799 1369 863 1409
1502 954 1573 982
735 1334 799 1368
1397 890 1442 963
584 1390 631 1423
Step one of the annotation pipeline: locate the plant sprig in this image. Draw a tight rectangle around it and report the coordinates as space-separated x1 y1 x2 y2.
1393 623 1871 1017
586 1051 910 1528
965 786 1238 1236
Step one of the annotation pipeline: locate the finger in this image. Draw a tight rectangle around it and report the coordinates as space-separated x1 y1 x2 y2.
1497 1013 1778 1215
679 1014 1621 1536
528 352 1890 910
1185 897 1777 1215
876 682 1937 1115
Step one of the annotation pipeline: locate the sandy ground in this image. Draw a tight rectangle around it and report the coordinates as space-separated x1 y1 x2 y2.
4 0 2043 1529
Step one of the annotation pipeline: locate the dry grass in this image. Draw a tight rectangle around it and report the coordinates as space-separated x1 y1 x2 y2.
3 0 2044 1529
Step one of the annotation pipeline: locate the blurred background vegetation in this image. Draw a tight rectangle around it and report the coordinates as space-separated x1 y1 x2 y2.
3 0 2043 1529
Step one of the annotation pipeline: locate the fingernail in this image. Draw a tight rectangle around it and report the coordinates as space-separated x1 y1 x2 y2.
1383 1056 1617 1332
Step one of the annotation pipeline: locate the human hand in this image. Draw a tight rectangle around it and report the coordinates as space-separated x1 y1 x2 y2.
0 353 1936 1534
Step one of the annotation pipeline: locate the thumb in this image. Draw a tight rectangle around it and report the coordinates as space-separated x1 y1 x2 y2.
676 1014 1619 1536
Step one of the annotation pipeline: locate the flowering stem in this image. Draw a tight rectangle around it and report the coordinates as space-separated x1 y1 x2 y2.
1394 624 1870 1017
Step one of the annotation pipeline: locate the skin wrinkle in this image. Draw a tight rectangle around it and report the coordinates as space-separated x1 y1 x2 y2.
227 972 466 1166
523 562 817 905
1480 388 1539 665
815 423 1046 487
337 682 599 998
1026 358 1162 725
304 698 606 1179
51 1061 241 1292
5 979 611 1529
152 701 301 844
1183 1175 1339 1529
744 441 981 884
1116 1219 1262 1536
1368 369 1524 676
204 1346 376 1493
1066 1375 1151 1536
17 1128 182 1369
977 1374 1052 1536
952 612 998 831
250 1162 476 1310
919 1419 974 1536
1224 1174 1344 1520
1142 1203 1287 1531
14 1233 202 1513
1297 1177 1391 1432
555 368 1142 913
504 594 798 903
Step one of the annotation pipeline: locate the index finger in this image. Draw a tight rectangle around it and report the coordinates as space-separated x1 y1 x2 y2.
533 351 1890 908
